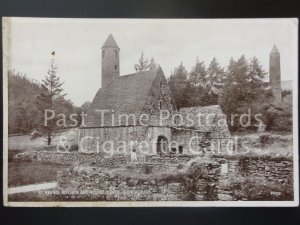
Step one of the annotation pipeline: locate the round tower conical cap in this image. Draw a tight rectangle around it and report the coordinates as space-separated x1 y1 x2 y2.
270 45 279 54
101 34 120 49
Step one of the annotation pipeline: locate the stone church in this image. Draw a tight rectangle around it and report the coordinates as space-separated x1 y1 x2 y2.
79 34 232 156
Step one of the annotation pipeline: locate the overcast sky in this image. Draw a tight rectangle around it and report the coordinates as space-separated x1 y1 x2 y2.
7 18 298 106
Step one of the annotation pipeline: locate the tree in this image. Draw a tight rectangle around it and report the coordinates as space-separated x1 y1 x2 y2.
222 56 248 108
189 58 207 88
187 57 225 106
8 70 41 134
247 57 266 99
221 55 268 131
134 52 150 72
187 58 207 106
74 101 92 126
199 57 225 105
36 59 66 145
81 101 91 112
168 63 189 108
149 57 158 70
207 58 225 94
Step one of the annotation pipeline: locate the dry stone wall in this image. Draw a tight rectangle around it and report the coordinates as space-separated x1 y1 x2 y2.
37 151 127 168
56 161 221 201
79 126 171 154
215 156 294 200
33 151 294 201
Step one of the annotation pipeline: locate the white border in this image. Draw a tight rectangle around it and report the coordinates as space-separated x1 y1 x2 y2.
3 17 9 206
2 17 299 207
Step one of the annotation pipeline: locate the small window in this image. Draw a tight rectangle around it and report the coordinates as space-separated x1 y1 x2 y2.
171 148 177 154
178 146 183 154
102 50 105 58
115 65 118 70
160 81 165 95
158 100 162 109
114 50 118 58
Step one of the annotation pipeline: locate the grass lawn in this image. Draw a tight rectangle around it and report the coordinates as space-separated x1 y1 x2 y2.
8 128 79 150
8 160 70 187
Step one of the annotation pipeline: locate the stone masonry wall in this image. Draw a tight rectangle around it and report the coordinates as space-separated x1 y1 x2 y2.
216 156 293 200
235 158 292 186
37 151 127 168
145 154 195 165
35 151 293 201
79 126 171 154
56 161 221 201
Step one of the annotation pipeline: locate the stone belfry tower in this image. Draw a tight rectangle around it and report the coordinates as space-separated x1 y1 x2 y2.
269 45 282 102
101 34 120 88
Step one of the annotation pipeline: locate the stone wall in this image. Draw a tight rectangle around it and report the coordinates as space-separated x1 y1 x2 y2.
216 156 294 200
37 151 127 168
211 138 234 155
35 150 293 201
140 72 178 127
79 126 171 154
234 157 292 185
145 154 195 165
171 129 207 154
36 151 193 171
56 160 221 201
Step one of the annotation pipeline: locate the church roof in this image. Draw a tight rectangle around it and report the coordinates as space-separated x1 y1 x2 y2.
86 68 161 126
101 34 120 49
270 45 279 54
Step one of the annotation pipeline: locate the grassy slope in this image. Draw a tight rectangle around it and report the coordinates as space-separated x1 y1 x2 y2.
236 132 293 156
8 128 76 187
8 128 79 150
8 160 69 187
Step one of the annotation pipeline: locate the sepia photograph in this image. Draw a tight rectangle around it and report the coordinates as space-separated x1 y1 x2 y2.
2 18 298 207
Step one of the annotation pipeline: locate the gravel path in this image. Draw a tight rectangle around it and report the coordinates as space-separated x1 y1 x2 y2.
8 182 57 194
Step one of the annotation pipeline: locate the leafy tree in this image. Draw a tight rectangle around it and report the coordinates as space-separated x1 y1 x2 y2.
221 55 268 131
222 56 247 110
81 101 91 112
201 57 225 105
207 57 225 95
36 59 67 145
74 101 91 126
247 57 266 99
168 63 189 108
8 70 41 134
149 57 158 70
187 57 225 106
134 52 150 72
189 58 207 88
187 58 207 106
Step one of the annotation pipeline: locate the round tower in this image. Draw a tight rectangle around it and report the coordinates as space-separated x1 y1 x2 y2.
101 34 120 88
269 45 281 102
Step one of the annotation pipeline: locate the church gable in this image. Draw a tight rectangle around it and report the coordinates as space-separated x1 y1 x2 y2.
179 105 231 138
85 68 173 127
140 68 177 126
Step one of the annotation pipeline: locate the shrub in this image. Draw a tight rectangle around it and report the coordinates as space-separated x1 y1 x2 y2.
230 176 293 201
264 102 292 132
259 133 273 145
143 164 152 174
69 144 79 152
177 163 184 169
282 90 292 98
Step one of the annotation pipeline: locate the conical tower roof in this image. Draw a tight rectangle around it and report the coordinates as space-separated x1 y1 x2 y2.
101 34 120 49
270 45 279 54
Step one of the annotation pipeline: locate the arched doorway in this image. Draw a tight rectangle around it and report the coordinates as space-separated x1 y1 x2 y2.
156 135 168 156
